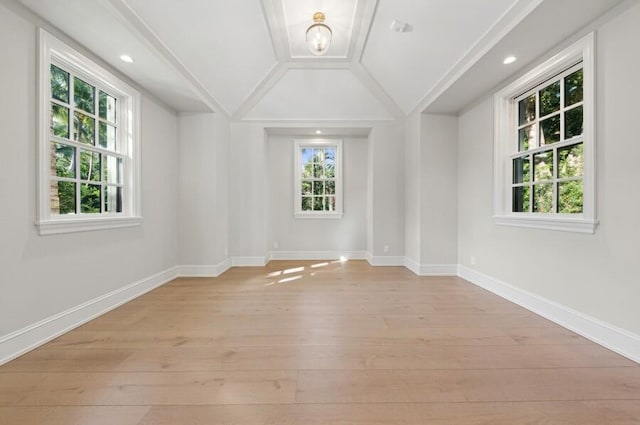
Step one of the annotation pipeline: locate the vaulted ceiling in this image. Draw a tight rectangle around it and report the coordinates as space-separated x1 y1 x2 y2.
17 0 623 120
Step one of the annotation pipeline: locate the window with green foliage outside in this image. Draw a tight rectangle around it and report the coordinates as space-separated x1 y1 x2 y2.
299 146 337 212
511 63 584 214
294 139 342 218
49 64 123 216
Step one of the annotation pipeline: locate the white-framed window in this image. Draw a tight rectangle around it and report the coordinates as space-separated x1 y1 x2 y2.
294 139 343 219
493 33 598 234
37 29 142 235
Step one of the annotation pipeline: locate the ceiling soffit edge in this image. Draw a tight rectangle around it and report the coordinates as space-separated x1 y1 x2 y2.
109 0 230 116
405 0 544 116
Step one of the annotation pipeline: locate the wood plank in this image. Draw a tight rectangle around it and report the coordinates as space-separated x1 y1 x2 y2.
296 368 640 403
4 343 632 373
46 325 590 350
138 401 640 425
0 407 150 425
0 371 297 406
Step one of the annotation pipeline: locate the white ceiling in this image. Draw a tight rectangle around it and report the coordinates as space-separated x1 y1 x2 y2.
124 0 278 114
17 0 211 112
362 0 517 113
245 69 392 121
14 0 625 120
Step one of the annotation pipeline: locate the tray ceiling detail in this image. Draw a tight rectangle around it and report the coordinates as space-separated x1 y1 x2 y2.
13 0 625 119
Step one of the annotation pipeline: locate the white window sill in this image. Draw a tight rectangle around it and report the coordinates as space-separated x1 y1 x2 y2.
494 215 598 234
294 212 344 220
36 216 143 235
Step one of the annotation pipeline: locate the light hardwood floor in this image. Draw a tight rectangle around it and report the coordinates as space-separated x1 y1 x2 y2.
1 260 639 424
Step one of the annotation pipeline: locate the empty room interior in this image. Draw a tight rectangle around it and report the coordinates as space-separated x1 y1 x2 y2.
1 0 640 423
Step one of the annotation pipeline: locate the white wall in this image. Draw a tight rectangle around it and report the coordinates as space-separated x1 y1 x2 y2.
178 113 229 267
420 114 458 266
266 136 368 254
457 3 640 335
404 113 457 269
369 123 405 259
229 123 268 259
0 5 179 336
229 122 405 261
404 113 421 263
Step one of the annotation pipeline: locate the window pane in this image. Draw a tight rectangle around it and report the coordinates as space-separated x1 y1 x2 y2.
539 81 560 116
105 156 123 185
51 143 75 178
512 156 530 184
540 114 560 145
325 148 336 164
558 143 584 178
312 148 323 162
512 186 530 213
50 65 69 103
558 180 583 213
99 91 116 122
325 162 335 178
518 94 536 126
80 183 101 213
313 163 323 178
51 181 76 215
80 150 101 182
74 77 95 114
326 180 335 195
565 69 583 107
533 151 553 182
73 112 95 145
51 103 69 138
99 122 117 150
301 148 312 164
533 183 553 213
313 181 324 195
105 186 122 213
325 196 336 211
301 180 312 196
565 105 583 139
301 196 312 211
518 124 536 151
313 196 324 211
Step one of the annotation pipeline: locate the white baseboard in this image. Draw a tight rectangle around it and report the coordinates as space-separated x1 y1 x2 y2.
177 259 232 277
404 258 458 276
269 251 368 260
366 255 405 266
0 267 177 366
231 256 269 267
458 265 640 364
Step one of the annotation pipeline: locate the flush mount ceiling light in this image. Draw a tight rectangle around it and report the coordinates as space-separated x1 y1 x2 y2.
119 54 134 63
503 55 517 65
306 12 332 56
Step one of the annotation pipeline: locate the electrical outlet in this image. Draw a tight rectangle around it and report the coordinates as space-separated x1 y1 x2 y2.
273 241 279 249
383 245 389 253
470 255 476 265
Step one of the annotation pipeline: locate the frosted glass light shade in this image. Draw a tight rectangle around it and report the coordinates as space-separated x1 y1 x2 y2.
306 12 332 56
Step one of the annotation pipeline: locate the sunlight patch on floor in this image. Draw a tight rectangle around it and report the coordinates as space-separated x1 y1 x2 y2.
278 275 303 284
283 266 305 275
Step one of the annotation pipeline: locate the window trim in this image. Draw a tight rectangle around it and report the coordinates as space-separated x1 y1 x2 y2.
293 139 343 219
36 29 142 235
493 32 598 234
